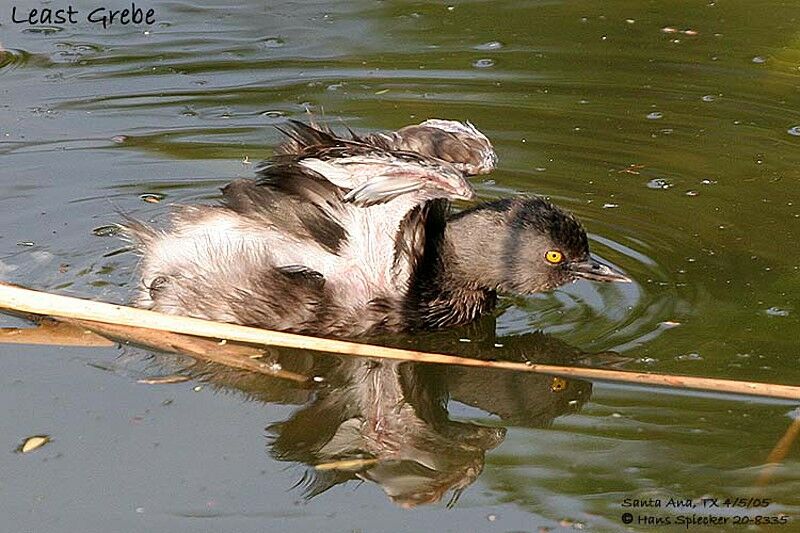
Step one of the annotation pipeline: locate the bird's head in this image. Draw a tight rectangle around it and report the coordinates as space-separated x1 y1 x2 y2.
447 197 631 294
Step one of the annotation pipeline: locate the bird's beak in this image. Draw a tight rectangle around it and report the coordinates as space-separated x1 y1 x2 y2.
569 257 632 283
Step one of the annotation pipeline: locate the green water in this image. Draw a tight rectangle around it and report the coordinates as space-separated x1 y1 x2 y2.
1 1 799 531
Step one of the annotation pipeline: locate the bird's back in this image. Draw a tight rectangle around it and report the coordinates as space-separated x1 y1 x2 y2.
126 119 496 336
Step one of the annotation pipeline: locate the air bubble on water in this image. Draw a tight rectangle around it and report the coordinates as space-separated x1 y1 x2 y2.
473 58 495 68
646 178 673 189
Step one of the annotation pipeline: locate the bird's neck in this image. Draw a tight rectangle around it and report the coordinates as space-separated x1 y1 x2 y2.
409 208 502 330
442 212 510 290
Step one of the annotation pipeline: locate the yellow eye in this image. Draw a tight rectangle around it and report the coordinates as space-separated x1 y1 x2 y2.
550 377 568 392
545 250 563 264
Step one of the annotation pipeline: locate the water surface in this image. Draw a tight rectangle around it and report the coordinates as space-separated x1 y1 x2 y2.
1 1 799 531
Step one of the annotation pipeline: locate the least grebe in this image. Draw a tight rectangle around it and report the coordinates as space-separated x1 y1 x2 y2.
126 120 628 336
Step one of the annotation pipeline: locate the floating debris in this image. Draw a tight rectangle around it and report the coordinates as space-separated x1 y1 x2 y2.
140 193 164 204
766 307 790 317
752 56 766 64
192 385 203 392
559 519 585 529
474 41 503 51
16 241 34 247
646 111 663 120
17 435 51 454
260 37 285 48
137 375 191 385
374 88 389 95
260 110 284 118
110 135 127 144
602 203 619 209
23 26 62 35
661 27 678 33
701 95 716 102
676 352 703 361
787 126 800 137
685 190 699 197
618 163 644 175
92 224 119 237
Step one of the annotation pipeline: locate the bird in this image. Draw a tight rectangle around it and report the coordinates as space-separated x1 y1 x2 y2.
124 119 629 337
404 196 630 330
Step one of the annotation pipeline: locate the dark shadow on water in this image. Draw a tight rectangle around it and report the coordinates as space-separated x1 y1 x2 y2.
138 316 612 508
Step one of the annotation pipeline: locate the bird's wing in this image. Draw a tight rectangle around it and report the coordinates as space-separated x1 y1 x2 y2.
259 121 474 207
221 178 347 255
360 119 497 176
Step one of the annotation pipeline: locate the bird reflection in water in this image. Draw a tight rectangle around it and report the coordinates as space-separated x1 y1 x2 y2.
147 319 608 508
